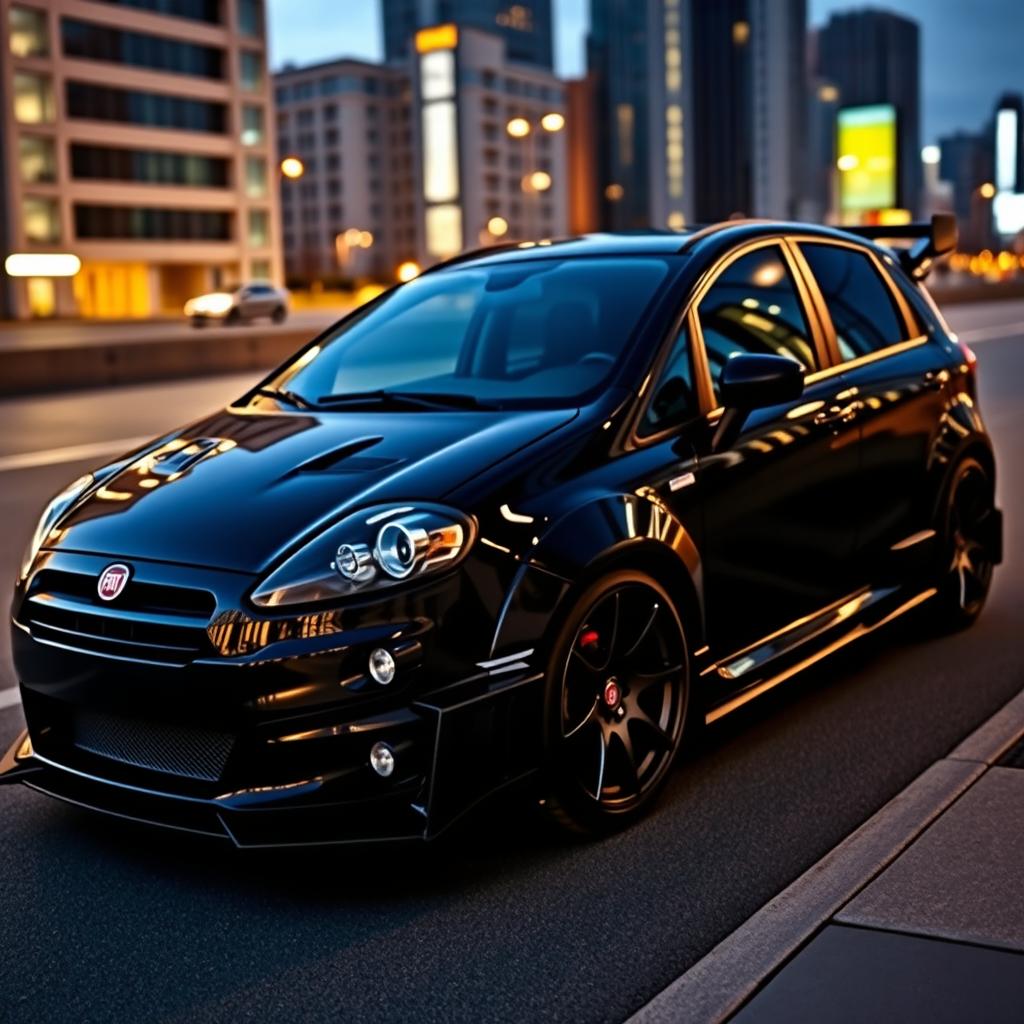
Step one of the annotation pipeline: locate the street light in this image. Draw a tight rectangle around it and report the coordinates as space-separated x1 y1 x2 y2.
540 112 565 133
396 261 420 282
979 182 997 200
280 156 305 179
487 216 509 237
506 117 531 139
526 171 552 193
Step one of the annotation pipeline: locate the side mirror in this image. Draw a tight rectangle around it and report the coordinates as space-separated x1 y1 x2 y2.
713 353 805 451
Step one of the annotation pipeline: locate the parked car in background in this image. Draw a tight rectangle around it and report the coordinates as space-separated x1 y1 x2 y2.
185 283 289 326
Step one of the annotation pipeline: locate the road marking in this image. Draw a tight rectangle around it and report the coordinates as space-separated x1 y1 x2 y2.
0 436 149 474
0 687 20 710
956 323 1024 344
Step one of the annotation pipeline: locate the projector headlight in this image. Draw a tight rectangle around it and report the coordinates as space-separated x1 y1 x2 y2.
251 504 476 608
20 473 94 579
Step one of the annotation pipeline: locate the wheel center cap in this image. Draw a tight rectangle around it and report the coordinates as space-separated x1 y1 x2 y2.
603 678 622 709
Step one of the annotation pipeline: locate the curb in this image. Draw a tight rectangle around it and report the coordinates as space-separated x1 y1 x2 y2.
629 686 1024 1024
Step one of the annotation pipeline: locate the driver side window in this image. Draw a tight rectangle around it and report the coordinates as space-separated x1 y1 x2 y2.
698 244 816 406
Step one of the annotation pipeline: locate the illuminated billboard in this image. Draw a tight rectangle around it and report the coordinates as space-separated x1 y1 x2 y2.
837 104 898 220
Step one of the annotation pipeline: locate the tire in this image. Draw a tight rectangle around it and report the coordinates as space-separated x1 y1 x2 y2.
921 456 997 633
191 316 206 328
541 569 691 836
224 308 241 326
271 306 287 324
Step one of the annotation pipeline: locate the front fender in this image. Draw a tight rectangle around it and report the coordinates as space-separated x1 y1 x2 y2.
489 491 705 660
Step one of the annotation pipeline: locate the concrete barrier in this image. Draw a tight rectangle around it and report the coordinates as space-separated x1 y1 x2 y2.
0 327 314 397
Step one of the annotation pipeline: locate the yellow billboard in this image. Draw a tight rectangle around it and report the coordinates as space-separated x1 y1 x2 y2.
837 104 897 220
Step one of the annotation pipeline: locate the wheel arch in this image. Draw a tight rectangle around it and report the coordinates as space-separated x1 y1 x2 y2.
489 493 706 662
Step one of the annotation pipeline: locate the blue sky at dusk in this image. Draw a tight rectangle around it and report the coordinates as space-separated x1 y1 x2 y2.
269 0 1024 143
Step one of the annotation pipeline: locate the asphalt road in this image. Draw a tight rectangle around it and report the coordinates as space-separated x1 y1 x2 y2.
1 301 1022 1023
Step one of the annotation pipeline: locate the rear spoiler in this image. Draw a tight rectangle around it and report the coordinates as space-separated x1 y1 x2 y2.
844 214 957 280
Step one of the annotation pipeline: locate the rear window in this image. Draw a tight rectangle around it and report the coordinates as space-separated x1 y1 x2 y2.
800 243 909 360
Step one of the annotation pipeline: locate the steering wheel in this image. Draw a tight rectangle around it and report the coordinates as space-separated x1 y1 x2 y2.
578 352 616 367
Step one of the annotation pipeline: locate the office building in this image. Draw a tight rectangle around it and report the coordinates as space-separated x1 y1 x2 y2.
814 8 922 217
382 1 553 69
0 0 280 319
274 58 416 283
275 23 568 280
586 0 692 231
412 23 568 260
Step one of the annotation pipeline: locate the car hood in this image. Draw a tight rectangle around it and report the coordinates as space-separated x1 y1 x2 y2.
51 405 578 574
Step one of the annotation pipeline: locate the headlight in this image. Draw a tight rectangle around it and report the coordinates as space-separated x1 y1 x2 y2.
251 504 476 608
20 474 93 579
186 292 233 316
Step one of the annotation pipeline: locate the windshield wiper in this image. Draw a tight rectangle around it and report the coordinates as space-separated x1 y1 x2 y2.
315 389 496 411
252 386 316 410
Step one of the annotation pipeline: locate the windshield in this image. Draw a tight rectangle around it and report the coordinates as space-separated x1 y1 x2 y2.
269 257 672 409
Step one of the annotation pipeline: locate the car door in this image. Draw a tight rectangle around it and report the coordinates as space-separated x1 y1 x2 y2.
795 241 952 568
681 238 862 660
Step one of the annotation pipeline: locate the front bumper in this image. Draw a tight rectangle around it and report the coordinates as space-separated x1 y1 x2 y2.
2 549 548 845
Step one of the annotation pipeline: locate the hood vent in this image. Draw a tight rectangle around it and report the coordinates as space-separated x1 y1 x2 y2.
290 436 398 476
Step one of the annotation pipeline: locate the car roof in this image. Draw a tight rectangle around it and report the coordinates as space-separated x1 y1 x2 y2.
432 221 893 272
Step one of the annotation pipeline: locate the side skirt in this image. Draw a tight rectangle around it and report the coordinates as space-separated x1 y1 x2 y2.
703 586 938 725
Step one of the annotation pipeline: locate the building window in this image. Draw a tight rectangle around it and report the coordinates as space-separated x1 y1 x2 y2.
74 205 232 240
71 144 229 186
251 258 271 280
323 103 338 121
13 72 54 124
237 0 262 36
61 19 224 79
245 156 267 198
65 82 227 133
19 135 56 183
248 209 269 247
92 0 220 23
23 196 60 242
9 6 49 57
240 50 264 92
425 204 461 257
241 105 264 145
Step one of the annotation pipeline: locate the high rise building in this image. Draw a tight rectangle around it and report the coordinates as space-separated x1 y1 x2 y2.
382 1 553 69
585 0 805 230
0 0 280 320
274 58 417 283
586 0 691 231
275 22 568 281
814 8 922 217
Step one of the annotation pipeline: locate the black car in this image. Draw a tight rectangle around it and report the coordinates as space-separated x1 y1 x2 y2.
1 218 1002 844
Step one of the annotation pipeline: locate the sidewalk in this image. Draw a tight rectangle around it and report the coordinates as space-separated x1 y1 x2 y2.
632 689 1024 1023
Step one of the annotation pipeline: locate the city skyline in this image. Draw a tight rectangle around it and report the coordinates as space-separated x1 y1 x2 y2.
268 0 1024 144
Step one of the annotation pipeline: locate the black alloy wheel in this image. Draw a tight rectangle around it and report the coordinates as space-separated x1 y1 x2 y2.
928 457 996 631
543 570 690 835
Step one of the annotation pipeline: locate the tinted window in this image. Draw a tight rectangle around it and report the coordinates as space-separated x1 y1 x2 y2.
276 258 671 409
641 325 696 436
801 244 907 360
698 245 816 404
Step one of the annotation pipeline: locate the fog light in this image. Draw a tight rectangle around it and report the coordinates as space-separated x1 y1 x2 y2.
368 647 396 685
370 741 395 777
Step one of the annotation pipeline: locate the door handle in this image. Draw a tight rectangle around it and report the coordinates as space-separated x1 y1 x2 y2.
813 401 861 428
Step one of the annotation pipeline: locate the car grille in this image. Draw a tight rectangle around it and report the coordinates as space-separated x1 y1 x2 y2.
73 710 234 782
23 568 216 667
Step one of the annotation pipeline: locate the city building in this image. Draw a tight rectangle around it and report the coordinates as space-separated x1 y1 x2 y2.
937 130 993 251
411 23 568 261
814 8 922 218
585 0 692 231
382 0 554 70
0 0 280 319
274 58 416 284
585 0 805 230
275 23 568 282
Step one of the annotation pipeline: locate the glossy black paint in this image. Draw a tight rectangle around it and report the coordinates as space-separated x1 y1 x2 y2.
2 222 1001 845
